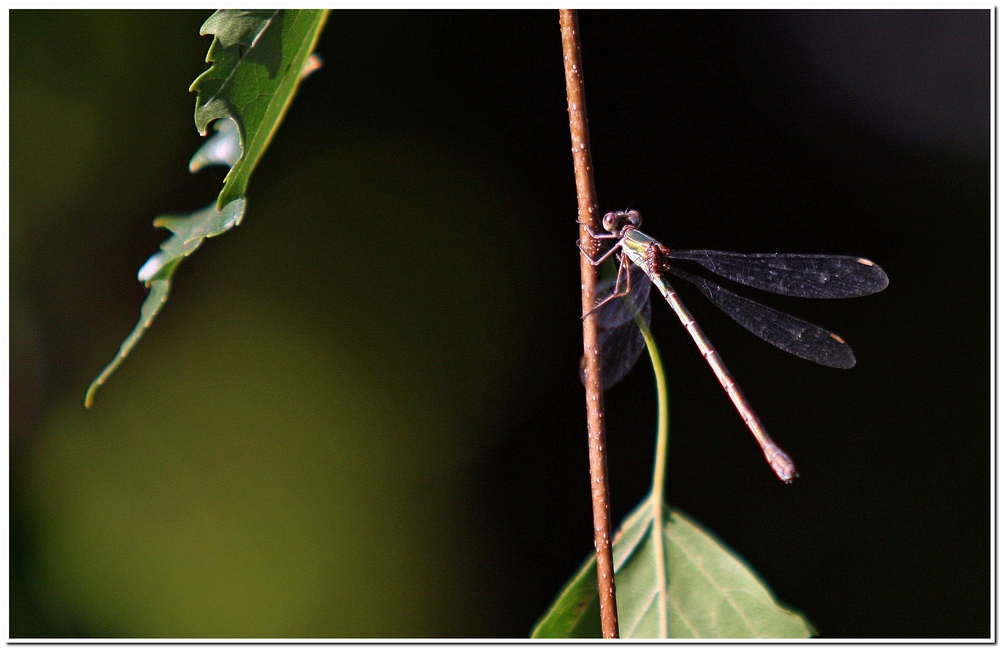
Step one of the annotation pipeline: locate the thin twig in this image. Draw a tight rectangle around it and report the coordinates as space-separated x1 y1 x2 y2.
559 9 619 639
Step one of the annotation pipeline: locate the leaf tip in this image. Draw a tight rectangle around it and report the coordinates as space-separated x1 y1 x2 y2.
85 354 123 409
137 253 165 284
84 383 98 408
301 53 323 79
189 118 241 173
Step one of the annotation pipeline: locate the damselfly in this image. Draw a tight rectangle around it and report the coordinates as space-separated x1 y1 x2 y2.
580 209 889 482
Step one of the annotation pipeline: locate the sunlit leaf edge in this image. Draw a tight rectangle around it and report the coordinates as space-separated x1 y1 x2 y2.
191 9 329 209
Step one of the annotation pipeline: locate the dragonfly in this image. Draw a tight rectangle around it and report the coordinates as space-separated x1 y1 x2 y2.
580 209 889 483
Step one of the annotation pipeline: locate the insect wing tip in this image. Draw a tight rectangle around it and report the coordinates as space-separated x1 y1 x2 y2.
855 257 890 293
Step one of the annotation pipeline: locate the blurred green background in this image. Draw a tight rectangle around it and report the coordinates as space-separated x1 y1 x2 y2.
9 10 990 638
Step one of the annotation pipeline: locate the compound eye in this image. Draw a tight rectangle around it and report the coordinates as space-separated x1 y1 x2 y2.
602 212 619 232
625 209 642 227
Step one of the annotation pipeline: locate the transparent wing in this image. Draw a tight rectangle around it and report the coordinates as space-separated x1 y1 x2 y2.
668 250 889 298
670 267 857 369
579 267 653 390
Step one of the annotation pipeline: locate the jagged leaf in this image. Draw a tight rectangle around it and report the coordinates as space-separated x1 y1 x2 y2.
191 9 329 209
532 498 814 638
85 197 246 408
86 10 327 407
136 197 247 283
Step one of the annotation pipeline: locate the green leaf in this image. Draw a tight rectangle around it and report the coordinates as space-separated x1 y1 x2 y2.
191 9 329 209
532 498 815 639
85 198 246 408
86 10 327 407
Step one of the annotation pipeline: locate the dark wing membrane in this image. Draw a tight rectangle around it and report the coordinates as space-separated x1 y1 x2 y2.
670 267 857 368
668 250 889 299
579 270 652 390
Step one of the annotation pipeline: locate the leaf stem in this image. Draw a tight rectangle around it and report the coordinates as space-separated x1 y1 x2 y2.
560 9 619 639
634 312 670 637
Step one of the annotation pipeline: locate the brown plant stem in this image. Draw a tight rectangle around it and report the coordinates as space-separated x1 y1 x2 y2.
560 9 620 639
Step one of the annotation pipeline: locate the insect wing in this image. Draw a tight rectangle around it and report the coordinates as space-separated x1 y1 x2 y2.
668 250 889 299
670 267 857 368
592 265 652 329
579 269 652 390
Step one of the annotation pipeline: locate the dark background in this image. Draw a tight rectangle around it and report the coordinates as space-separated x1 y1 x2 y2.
9 10 991 638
